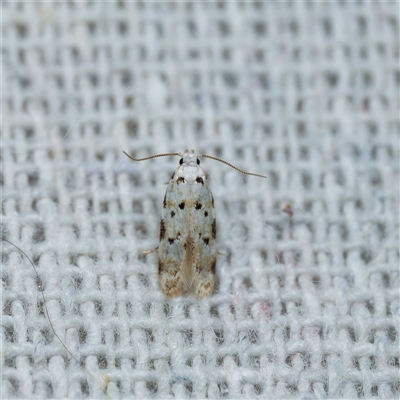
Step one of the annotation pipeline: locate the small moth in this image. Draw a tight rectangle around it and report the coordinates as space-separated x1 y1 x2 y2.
123 149 266 297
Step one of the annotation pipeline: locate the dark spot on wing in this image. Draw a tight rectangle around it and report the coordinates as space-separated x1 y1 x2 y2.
158 261 164 273
168 238 175 244
160 219 166 240
211 259 216 274
196 177 204 184
204 211 208 217
203 238 209 245
177 177 185 184
212 219 216 239
179 202 185 210
183 237 191 250
211 194 214 207
195 202 202 210
163 194 167 208
170 211 175 218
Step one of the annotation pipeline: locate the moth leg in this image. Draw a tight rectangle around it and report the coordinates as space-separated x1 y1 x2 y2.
143 247 158 255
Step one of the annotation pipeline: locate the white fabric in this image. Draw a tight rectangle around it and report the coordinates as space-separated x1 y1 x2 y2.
2 1 399 398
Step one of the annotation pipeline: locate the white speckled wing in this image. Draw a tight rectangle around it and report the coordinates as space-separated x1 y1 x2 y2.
158 163 216 297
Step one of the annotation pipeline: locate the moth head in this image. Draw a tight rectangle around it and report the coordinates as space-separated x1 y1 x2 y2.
181 149 199 167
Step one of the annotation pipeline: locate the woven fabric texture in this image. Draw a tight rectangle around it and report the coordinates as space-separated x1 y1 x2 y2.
2 1 399 399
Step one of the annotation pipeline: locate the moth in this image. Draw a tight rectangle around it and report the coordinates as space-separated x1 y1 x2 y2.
124 149 266 297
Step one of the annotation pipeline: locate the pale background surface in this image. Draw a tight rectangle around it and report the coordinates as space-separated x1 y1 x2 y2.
2 1 399 399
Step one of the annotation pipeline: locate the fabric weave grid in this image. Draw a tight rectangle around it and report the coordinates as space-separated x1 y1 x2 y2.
2 1 399 399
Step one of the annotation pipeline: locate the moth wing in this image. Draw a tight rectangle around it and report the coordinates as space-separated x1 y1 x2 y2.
158 181 188 297
190 184 217 297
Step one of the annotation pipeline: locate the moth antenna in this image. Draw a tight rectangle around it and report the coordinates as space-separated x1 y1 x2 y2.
123 151 180 162
198 154 267 178
1 238 101 383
